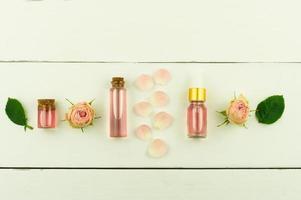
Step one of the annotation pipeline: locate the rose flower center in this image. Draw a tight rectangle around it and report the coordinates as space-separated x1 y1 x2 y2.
79 110 87 117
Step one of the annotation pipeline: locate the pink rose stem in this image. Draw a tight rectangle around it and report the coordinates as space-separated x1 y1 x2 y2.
110 77 127 137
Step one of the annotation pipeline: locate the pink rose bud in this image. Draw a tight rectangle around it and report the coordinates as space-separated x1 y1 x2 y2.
65 102 95 129
227 95 250 125
218 94 250 127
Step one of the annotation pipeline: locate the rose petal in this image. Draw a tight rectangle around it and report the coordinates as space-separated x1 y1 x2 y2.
135 124 152 141
150 91 169 107
148 139 168 158
153 69 171 85
135 74 154 91
153 112 173 130
133 101 153 117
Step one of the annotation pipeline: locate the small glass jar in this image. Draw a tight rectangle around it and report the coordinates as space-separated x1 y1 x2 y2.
38 99 56 128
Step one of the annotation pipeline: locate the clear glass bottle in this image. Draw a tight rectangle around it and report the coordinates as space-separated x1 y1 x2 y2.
110 77 127 137
38 99 56 128
187 88 207 138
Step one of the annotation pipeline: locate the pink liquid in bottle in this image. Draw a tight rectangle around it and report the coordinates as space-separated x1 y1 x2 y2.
110 77 127 137
187 102 207 137
38 99 56 128
187 88 207 138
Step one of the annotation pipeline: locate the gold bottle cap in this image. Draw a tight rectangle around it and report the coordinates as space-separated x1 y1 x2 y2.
188 88 206 102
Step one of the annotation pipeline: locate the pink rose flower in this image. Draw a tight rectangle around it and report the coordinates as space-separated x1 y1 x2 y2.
65 102 95 128
227 95 250 125
218 94 250 127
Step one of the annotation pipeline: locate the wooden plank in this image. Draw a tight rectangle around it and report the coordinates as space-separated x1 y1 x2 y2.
0 0 301 61
0 63 299 167
0 169 300 199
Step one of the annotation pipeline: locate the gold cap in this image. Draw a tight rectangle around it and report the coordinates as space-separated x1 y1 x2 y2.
188 88 206 102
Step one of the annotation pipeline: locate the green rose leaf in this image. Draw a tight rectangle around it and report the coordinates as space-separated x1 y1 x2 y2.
5 98 33 131
255 95 285 124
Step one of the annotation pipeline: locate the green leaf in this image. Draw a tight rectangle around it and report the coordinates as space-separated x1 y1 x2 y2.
255 95 285 124
5 98 33 131
218 110 227 117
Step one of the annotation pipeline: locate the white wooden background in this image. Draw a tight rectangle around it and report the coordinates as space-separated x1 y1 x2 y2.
1 1 301 199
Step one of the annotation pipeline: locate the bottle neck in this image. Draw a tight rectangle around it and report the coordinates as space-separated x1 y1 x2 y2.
190 100 205 103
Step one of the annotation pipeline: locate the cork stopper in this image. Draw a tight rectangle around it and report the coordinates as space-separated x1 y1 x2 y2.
111 77 125 88
38 99 56 110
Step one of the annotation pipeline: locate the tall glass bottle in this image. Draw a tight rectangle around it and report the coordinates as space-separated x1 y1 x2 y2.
110 77 127 137
187 88 207 138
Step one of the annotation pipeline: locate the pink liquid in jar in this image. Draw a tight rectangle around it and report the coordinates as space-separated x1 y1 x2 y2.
38 99 56 128
110 77 127 137
187 101 207 137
